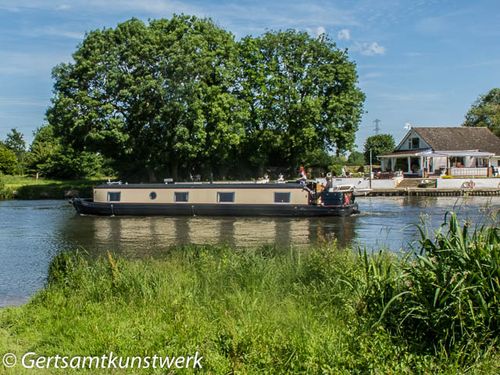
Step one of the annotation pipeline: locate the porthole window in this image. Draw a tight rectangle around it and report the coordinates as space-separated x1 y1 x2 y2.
149 191 157 200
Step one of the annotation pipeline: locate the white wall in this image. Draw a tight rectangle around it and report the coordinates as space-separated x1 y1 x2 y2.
324 177 401 189
432 156 447 171
437 178 500 189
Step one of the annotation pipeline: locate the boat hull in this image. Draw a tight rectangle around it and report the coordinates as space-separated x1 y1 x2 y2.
71 198 358 217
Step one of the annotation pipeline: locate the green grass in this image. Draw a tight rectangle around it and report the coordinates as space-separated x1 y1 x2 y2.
1 224 498 374
0 175 107 200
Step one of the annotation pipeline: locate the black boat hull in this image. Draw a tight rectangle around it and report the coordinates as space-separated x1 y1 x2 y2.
71 198 358 217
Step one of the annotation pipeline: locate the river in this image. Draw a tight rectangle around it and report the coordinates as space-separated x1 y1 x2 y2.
1 196 499 307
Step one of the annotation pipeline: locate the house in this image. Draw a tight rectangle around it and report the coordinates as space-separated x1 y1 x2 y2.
378 127 500 177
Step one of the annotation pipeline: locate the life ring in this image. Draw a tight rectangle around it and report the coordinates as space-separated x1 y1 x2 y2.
461 180 475 189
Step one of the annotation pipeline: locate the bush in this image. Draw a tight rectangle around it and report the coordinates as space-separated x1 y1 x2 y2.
330 164 344 176
363 213 500 356
347 151 364 166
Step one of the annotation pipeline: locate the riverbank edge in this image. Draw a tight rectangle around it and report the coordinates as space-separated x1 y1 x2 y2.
0 176 107 200
368 187 500 196
0 237 498 374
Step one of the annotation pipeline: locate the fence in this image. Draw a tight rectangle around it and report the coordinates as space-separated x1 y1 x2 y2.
450 167 488 177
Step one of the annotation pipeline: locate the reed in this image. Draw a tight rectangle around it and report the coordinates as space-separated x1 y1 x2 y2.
363 212 499 358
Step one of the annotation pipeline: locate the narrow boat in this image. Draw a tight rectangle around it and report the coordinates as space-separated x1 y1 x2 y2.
71 181 359 217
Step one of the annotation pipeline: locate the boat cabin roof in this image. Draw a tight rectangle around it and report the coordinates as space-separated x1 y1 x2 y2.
95 182 306 190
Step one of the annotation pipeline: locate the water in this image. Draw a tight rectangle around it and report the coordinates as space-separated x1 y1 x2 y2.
1 197 499 307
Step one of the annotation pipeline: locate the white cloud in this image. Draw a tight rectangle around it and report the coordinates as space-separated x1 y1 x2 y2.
376 92 442 102
306 26 326 38
315 26 326 37
35 26 84 40
404 52 423 57
337 28 350 40
354 41 386 56
0 97 47 107
55 4 71 11
0 50 71 76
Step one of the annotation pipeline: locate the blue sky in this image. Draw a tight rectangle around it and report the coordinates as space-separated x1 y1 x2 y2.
1 0 499 150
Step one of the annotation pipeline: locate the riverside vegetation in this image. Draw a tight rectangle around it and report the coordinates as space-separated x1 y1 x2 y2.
0 213 498 374
0 175 105 200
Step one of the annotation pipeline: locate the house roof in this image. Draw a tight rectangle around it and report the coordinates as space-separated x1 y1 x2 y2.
412 127 500 155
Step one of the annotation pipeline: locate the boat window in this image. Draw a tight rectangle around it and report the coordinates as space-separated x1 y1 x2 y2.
174 192 189 202
217 192 235 203
149 191 157 200
107 192 121 202
274 192 291 203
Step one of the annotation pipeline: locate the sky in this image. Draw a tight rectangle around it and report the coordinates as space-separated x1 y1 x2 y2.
0 0 499 150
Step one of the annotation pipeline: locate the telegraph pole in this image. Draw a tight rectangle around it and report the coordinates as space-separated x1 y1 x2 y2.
373 119 381 135
369 149 373 189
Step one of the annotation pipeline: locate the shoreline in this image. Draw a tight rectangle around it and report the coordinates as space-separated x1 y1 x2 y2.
0 176 104 200
368 187 500 196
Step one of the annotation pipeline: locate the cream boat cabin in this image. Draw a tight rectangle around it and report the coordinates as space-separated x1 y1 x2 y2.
71 182 359 217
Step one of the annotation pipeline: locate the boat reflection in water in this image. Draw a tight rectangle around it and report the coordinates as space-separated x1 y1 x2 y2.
63 215 358 257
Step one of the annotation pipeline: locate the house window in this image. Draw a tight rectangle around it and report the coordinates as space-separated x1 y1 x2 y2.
174 192 189 202
107 192 121 202
274 192 291 203
411 137 420 149
149 192 157 200
450 156 465 167
217 192 235 203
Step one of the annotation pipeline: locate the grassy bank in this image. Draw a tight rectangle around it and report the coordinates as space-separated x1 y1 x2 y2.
0 215 498 374
0 175 105 200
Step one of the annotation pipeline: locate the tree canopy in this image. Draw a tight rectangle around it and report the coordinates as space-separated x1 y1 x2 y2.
346 150 364 166
363 134 395 164
463 88 500 137
26 125 104 179
0 144 18 175
47 15 364 181
4 128 26 156
3 128 27 174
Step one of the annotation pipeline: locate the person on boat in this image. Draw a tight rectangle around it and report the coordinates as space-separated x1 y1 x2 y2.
324 172 333 190
277 174 285 183
298 166 307 185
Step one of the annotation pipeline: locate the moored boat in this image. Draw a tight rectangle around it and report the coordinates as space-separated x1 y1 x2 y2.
71 181 359 217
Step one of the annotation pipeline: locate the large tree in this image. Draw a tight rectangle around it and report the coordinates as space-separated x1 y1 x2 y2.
47 17 364 181
47 16 245 181
463 88 500 137
363 134 395 164
237 31 364 172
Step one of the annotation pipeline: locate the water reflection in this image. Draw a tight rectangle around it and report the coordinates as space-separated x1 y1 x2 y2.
62 215 358 257
1 197 499 307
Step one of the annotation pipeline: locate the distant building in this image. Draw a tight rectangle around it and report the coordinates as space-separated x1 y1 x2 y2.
378 127 500 177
